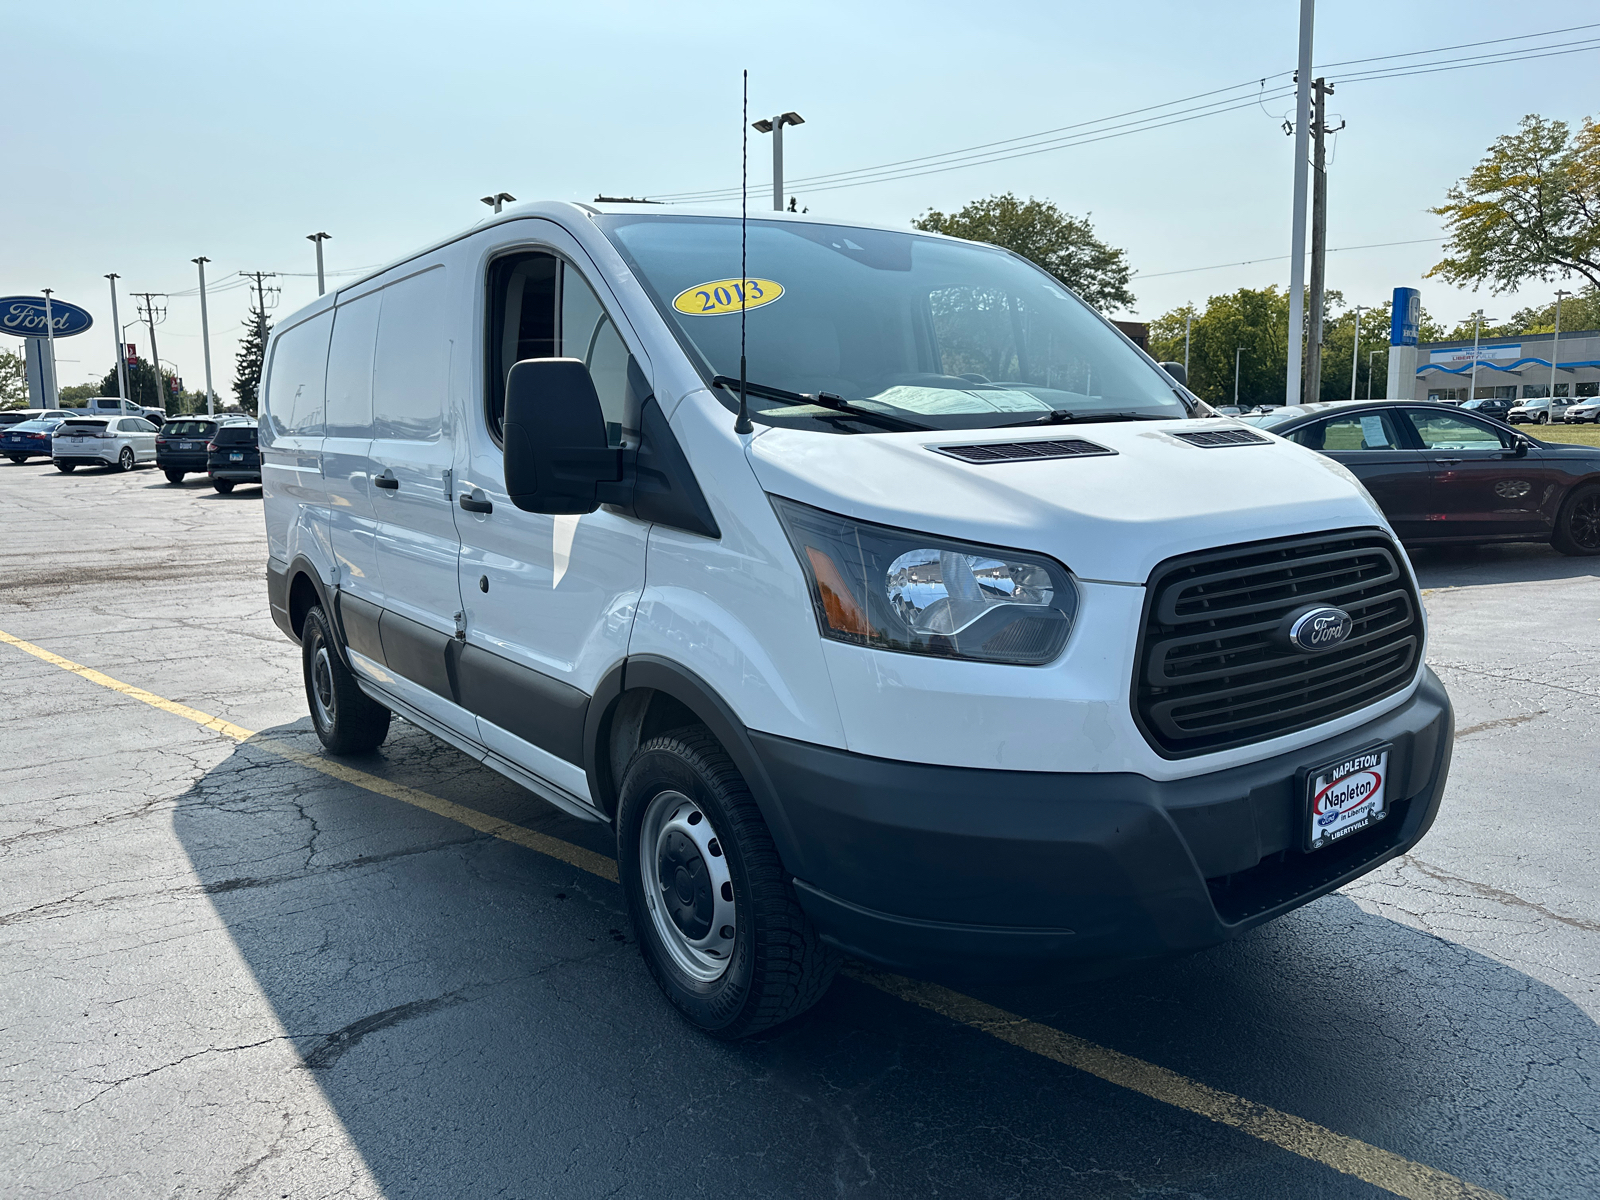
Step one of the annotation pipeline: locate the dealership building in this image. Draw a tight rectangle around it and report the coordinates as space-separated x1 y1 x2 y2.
1412 329 1600 403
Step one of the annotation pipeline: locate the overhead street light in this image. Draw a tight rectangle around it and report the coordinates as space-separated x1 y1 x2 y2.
481 192 516 214
752 112 804 211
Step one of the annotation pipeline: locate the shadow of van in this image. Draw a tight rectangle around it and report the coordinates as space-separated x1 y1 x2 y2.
174 723 1598 1199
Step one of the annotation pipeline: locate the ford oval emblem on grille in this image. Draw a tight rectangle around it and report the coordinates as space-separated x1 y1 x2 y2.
1279 604 1353 653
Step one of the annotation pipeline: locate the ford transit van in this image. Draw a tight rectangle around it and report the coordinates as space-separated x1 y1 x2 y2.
261 203 1453 1037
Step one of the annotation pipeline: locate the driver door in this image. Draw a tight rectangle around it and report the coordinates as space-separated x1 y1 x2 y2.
1400 408 1557 540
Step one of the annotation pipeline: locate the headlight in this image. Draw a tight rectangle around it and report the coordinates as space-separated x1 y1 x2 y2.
771 496 1078 665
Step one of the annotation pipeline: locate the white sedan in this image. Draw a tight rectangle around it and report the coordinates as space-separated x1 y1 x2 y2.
52 416 161 473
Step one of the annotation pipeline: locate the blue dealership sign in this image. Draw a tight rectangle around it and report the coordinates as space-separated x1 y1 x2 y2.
1390 288 1419 347
0 296 94 339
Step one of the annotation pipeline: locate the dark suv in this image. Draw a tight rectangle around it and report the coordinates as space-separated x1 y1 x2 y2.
156 418 235 483
206 423 261 493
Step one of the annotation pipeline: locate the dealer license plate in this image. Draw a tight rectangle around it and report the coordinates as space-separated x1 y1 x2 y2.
230 452 243 461
1305 745 1390 851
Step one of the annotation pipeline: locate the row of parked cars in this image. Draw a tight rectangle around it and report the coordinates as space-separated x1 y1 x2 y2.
0 406 262 493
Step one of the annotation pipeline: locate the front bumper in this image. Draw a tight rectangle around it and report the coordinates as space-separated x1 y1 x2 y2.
756 668 1452 977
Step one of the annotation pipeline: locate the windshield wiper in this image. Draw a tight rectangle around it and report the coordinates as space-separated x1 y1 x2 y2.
997 409 1169 428
711 376 932 431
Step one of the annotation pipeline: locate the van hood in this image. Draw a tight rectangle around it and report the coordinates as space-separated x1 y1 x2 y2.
745 418 1392 585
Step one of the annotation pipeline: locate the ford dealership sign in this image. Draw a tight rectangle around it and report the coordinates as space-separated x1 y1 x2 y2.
0 296 94 338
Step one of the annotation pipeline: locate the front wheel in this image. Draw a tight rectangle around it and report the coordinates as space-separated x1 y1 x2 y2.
301 605 391 754
213 479 235 494
618 728 839 1038
1538 412 1550 425
164 469 184 484
1553 484 1600 557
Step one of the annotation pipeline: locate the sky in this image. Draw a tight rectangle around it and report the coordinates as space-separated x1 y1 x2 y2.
4 0 1597 392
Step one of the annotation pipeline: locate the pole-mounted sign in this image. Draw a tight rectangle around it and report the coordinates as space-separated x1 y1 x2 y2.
0 295 94 339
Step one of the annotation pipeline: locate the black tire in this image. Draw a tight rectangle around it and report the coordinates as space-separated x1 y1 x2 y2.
164 469 185 484
116 446 135 472
55 462 75 473
617 727 839 1039
213 479 235 494
301 605 391 754
1553 483 1600 557
1538 412 1550 425
6 454 25 464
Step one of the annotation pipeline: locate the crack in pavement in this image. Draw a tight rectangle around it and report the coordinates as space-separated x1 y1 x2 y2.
1389 855 1600 935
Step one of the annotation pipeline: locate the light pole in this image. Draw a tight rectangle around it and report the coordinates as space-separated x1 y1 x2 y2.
306 232 331 296
1183 310 1193 379
1550 289 1572 400
480 192 515 214
1234 346 1244 407
105 274 129 401
193 257 216 416
1349 304 1366 401
752 112 804 211
41 289 58 405
1286 0 1315 404
1367 348 1381 400
1467 309 1492 403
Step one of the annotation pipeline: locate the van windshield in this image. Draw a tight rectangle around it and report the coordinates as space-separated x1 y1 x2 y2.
597 214 1186 433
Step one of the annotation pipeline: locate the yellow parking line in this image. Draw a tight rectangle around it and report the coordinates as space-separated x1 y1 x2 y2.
0 627 1507 1200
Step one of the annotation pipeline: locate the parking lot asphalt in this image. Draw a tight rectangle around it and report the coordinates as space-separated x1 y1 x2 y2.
2 459 1597 1200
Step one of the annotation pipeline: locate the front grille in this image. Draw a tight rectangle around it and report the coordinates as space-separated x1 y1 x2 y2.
1171 429 1269 448
931 438 1114 464
1134 530 1420 757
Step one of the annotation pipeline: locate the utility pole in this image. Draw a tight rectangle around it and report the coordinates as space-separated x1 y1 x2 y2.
131 292 168 413
1349 304 1366 401
1183 310 1193 378
1234 346 1244 407
1550 289 1571 399
240 272 278 410
306 233 331 296
1303 77 1341 406
41 289 58 406
752 112 804 211
193 257 216 416
105 275 129 400
1285 0 1315 405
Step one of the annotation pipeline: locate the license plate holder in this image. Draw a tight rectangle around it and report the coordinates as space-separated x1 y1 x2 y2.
1303 743 1391 852
230 452 243 461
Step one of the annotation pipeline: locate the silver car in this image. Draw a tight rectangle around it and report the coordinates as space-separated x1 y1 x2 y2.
1507 396 1578 425
51 416 160 473
1562 397 1600 424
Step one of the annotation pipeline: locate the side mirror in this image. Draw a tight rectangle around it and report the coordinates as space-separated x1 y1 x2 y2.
1512 438 1529 458
1157 361 1188 387
503 358 627 514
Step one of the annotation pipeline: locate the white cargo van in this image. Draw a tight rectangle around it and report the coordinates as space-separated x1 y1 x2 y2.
262 203 1453 1037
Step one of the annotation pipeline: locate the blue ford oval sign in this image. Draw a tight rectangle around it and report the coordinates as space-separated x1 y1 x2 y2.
1280 605 1353 653
0 296 94 339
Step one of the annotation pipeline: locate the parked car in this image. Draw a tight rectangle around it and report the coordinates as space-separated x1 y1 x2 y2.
1458 396 1515 423
1 417 70 462
72 396 169 423
51 416 160 472
157 416 250 483
1563 397 1600 424
1507 396 1578 425
206 422 260 492
1238 401 1600 554
261 202 1454 1037
0 408 76 428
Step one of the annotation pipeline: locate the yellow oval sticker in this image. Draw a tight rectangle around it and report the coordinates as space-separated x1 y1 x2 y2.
672 278 784 316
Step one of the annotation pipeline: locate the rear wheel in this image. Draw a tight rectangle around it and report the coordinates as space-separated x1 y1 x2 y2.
116 446 135 472
1553 484 1600 557
301 605 391 754
164 469 184 484
6 454 25 464
213 479 235 494
618 727 839 1038
55 462 75 473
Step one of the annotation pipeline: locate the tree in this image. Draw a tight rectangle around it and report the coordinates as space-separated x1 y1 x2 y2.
913 193 1135 313
0 347 26 409
233 304 271 414
1429 114 1600 294
58 383 101 403
97 359 169 409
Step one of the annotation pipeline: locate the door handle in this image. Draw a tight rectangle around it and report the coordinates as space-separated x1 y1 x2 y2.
459 492 493 514
373 471 399 489
1434 457 1462 465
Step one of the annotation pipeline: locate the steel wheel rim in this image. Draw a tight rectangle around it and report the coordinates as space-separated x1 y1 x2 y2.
1569 493 1600 552
639 789 736 982
311 645 336 728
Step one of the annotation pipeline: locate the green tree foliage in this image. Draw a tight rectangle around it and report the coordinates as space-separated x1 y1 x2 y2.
58 383 101 403
0 347 26 409
97 359 169 409
1429 114 1600 294
233 304 271 415
913 193 1135 313
1445 288 1600 339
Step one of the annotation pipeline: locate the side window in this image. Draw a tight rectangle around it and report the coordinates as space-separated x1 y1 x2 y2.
373 266 447 442
264 311 332 439
1408 411 1511 450
325 290 382 437
486 250 639 446
1291 412 1403 452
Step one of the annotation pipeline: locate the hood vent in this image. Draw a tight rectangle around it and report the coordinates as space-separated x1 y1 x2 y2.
932 438 1115 464
1172 428 1269 448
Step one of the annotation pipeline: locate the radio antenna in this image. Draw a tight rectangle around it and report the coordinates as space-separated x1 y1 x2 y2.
735 68 753 435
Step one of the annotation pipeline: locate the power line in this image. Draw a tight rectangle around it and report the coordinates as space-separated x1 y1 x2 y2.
1135 237 1441 280
1312 21 1600 69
